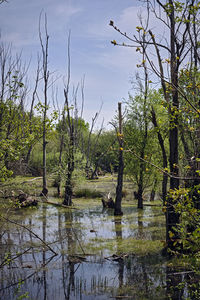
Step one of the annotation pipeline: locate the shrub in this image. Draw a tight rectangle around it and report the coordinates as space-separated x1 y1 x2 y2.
74 188 102 198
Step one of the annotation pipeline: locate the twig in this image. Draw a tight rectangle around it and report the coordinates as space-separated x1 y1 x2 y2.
168 270 195 276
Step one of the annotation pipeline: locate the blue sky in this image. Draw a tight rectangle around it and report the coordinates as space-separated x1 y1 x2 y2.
0 0 146 128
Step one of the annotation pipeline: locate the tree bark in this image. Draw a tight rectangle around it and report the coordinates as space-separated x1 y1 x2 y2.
63 130 74 206
39 13 49 197
166 1 180 248
115 102 123 216
151 107 168 203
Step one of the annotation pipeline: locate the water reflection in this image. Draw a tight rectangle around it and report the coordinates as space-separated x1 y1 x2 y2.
0 199 196 299
114 216 124 290
138 209 144 238
42 203 47 300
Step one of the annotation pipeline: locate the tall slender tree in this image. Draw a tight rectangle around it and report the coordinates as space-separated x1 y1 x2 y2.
39 13 50 197
115 102 124 216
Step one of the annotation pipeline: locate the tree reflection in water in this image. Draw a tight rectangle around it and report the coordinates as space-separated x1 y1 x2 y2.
1 200 197 299
42 203 47 300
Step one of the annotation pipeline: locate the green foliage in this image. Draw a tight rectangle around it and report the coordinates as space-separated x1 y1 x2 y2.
71 150 87 181
14 280 29 300
74 188 102 198
92 130 118 172
29 132 60 175
165 185 200 299
0 75 33 181
124 89 166 193
56 116 89 134
81 128 118 174
167 186 200 255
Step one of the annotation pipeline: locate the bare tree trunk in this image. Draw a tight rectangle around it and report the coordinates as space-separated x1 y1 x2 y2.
39 13 49 197
61 33 84 205
166 1 180 248
26 58 40 165
149 178 157 201
115 102 123 216
151 107 168 203
63 127 75 206
137 49 149 209
56 132 64 197
62 32 75 206
85 113 97 178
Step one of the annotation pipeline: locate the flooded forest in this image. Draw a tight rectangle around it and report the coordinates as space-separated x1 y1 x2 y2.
0 174 194 300
1 0 200 299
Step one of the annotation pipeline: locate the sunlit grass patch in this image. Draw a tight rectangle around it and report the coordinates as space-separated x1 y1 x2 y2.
72 198 100 208
84 235 163 256
105 238 163 256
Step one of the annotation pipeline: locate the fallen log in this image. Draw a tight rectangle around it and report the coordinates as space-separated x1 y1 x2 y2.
45 200 77 209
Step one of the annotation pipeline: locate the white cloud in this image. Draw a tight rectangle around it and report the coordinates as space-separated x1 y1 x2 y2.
117 6 143 32
54 3 82 17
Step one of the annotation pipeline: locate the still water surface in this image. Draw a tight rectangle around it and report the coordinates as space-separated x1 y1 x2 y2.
0 198 180 300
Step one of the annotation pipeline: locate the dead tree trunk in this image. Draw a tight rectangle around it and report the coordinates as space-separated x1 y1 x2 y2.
63 33 75 206
63 125 75 206
39 13 49 197
137 48 149 209
151 107 168 203
26 58 40 165
114 102 123 216
166 1 180 249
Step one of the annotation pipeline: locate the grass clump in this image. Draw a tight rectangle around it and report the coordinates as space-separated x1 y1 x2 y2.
104 238 163 256
74 188 102 199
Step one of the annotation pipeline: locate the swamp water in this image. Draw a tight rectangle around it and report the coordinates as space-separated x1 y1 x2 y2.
0 179 191 299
